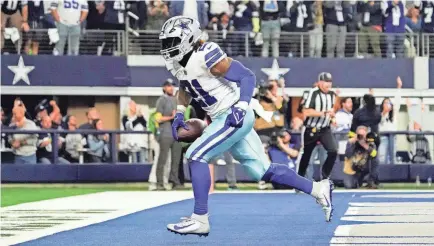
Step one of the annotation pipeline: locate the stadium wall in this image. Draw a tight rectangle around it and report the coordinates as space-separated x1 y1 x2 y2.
2 163 434 183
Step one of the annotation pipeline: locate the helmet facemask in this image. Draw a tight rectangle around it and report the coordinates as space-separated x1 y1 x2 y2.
160 36 195 62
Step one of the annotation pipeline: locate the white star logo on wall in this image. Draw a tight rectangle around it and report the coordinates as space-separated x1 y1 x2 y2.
8 56 35 85
261 59 290 80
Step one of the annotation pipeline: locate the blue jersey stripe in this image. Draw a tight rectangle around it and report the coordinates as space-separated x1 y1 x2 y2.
205 48 224 68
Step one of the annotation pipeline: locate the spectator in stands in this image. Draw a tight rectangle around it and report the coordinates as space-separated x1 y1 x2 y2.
79 108 100 130
51 0 88 55
309 0 324 58
155 79 182 190
382 0 406 58
343 125 378 189
254 78 287 137
96 0 125 30
22 0 51 55
169 0 208 29
334 97 353 156
405 6 421 32
87 118 110 163
406 99 431 164
37 115 69 164
63 115 86 163
146 0 169 30
335 97 353 132
378 77 402 164
324 0 352 58
207 12 234 56
358 1 383 58
259 0 286 58
1 107 14 163
284 0 312 57
405 6 421 57
122 100 148 163
209 0 232 19
232 1 260 56
9 105 39 164
1 0 27 53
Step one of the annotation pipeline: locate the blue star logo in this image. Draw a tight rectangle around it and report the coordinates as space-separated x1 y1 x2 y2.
178 21 189 30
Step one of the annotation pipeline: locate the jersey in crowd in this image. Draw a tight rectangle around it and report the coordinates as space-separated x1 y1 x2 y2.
1 0 24 15
303 87 336 128
51 0 88 26
178 42 239 119
415 0 434 33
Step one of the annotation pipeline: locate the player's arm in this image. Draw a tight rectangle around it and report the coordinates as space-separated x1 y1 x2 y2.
302 89 324 117
210 57 256 108
176 86 192 114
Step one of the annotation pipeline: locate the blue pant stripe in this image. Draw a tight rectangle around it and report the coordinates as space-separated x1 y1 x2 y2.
196 126 239 161
190 123 230 160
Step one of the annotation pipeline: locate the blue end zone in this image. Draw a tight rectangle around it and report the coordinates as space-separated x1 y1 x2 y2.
18 192 434 246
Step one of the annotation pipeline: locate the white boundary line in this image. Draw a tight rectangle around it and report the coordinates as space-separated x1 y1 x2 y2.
213 189 434 194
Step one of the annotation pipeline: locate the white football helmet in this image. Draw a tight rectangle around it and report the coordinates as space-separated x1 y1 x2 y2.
159 16 202 61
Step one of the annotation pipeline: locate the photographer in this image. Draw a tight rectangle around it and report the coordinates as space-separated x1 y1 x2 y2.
343 126 379 189
254 78 289 137
268 129 299 189
268 129 299 170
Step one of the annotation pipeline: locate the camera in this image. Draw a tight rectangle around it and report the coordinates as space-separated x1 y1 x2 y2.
357 134 364 141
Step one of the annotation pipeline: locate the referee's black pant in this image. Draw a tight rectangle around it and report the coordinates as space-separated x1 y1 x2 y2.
298 127 338 179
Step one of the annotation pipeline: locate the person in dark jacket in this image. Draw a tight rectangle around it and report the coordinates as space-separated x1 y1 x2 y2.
358 1 383 57
349 93 381 188
323 0 352 58
382 0 406 58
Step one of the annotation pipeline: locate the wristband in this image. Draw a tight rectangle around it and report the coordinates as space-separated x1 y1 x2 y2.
177 105 186 114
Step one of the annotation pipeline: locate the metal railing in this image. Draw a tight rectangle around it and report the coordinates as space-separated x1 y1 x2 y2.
2 29 125 56
2 29 434 57
2 129 433 165
128 30 426 58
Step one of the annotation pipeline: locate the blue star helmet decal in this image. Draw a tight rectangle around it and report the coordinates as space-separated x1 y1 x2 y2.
178 21 189 30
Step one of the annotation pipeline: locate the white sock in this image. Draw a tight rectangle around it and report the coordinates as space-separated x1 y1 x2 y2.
311 181 321 198
191 213 209 223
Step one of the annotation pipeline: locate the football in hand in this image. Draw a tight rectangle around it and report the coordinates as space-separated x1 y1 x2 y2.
177 119 207 143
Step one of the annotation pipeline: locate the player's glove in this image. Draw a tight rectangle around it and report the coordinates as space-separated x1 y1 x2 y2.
226 101 248 128
172 113 189 141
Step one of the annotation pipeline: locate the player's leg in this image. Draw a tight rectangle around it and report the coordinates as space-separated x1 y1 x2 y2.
230 129 334 222
167 108 253 236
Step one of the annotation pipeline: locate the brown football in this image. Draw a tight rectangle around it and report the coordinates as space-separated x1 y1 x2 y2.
178 119 207 143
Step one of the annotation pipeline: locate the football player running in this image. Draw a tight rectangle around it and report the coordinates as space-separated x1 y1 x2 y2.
160 16 333 237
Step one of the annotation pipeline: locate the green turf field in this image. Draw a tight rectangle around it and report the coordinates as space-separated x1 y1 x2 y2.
1 183 433 207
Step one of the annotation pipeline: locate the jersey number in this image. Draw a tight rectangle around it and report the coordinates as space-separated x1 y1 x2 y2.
425 7 433 23
181 79 217 108
64 0 79 9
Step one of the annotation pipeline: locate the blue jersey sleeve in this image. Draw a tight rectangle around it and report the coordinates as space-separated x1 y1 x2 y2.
200 42 227 69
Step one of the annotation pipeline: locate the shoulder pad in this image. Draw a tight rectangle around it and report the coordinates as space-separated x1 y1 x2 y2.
198 42 227 69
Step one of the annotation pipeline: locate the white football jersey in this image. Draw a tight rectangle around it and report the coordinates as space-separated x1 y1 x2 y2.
177 42 239 118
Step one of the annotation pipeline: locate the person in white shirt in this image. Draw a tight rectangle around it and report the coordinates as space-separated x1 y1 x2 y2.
378 76 402 164
334 97 353 156
335 97 353 132
51 0 88 55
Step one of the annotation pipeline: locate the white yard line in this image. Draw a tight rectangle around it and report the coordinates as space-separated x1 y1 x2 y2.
331 192 434 245
0 191 193 246
213 189 434 194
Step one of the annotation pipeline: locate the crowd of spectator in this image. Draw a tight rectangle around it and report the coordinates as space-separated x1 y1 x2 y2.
1 98 119 164
2 0 434 57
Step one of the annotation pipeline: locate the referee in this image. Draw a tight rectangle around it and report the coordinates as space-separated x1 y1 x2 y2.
298 72 338 179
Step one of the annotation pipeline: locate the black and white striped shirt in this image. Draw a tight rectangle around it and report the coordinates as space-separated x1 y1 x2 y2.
303 87 336 128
